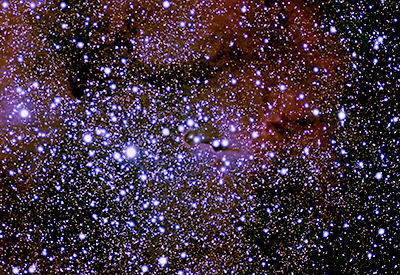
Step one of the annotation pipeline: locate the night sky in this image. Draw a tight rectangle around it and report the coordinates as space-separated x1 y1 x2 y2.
0 0 399 274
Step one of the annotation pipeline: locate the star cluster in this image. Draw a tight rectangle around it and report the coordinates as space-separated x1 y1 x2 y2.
0 0 399 274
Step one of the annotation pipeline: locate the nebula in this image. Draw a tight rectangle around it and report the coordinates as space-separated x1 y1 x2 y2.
1 0 398 274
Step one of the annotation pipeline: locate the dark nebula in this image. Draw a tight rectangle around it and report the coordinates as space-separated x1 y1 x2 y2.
0 0 399 274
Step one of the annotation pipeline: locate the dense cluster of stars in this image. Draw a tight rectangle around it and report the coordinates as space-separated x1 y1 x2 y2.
1 0 399 274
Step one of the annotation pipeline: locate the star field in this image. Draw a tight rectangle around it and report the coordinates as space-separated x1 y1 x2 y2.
0 0 399 274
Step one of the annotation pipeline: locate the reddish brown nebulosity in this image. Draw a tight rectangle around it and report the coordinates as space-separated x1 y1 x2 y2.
173 0 345 159
0 0 361 273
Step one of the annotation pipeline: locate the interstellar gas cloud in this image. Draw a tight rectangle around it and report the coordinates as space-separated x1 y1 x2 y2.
0 0 399 274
